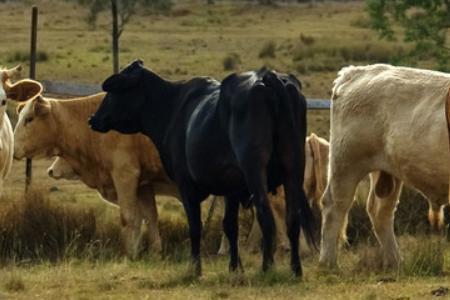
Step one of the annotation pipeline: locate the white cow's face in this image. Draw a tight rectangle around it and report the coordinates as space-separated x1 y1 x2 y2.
14 96 57 159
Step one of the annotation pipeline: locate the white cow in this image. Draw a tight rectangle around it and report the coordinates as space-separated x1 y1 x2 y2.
320 64 450 269
0 65 22 193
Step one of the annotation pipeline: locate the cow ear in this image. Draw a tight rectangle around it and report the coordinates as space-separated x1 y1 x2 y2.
288 74 302 90
6 79 43 102
102 73 140 93
33 96 50 116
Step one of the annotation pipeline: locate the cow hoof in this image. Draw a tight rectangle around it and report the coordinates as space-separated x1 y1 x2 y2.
291 265 303 278
229 258 245 273
187 262 202 278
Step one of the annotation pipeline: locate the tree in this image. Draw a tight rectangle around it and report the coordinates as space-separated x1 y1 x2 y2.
74 0 172 73
367 0 450 70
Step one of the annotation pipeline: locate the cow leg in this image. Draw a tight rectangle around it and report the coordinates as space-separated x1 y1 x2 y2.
137 185 162 254
112 169 142 259
178 184 205 277
281 166 309 276
366 172 402 269
246 208 262 253
246 196 289 254
223 196 243 272
271 193 290 252
236 154 275 272
319 171 362 269
217 234 230 255
428 201 444 234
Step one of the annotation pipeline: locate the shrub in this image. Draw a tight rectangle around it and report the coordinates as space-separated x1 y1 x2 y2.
300 34 315 46
3 274 25 292
0 190 121 264
223 53 241 71
259 41 276 59
350 16 371 28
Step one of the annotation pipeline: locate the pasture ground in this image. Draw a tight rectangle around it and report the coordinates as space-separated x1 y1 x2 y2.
1 0 450 299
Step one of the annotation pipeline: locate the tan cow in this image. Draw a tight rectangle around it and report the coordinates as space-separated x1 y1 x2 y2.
9 80 179 257
0 65 22 194
446 88 450 239
321 64 450 270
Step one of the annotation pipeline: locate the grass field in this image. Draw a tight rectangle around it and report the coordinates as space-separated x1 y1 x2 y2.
1 0 436 98
1 0 450 299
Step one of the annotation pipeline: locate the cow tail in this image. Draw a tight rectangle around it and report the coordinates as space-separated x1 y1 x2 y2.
262 71 317 249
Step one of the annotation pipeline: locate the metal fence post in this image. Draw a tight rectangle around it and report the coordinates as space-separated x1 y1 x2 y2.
25 6 38 192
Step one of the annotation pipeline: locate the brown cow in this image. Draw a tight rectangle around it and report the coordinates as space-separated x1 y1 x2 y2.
9 80 179 257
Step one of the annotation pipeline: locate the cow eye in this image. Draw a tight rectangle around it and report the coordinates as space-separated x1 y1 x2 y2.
24 116 34 125
1 100 6 106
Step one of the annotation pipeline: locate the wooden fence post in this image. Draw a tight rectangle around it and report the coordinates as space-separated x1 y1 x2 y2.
25 6 38 192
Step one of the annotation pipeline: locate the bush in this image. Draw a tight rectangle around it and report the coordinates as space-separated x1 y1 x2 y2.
0 190 121 264
0 191 226 264
300 34 315 46
350 16 371 28
3 274 25 292
223 53 241 71
259 41 276 59
292 41 404 71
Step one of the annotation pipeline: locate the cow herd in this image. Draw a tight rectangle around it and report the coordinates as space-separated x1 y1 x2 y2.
0 61 450 278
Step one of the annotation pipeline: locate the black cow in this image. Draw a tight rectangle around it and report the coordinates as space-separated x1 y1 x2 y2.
89 60 315 277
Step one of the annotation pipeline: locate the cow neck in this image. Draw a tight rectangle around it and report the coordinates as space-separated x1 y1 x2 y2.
139 72 181 152
51 95 103 162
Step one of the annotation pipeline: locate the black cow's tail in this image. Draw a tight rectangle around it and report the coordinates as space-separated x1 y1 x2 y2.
262 71 317 250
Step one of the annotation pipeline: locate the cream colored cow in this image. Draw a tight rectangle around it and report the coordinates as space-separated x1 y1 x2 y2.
9 79 179 257
321 64 450 270
0 65 22 194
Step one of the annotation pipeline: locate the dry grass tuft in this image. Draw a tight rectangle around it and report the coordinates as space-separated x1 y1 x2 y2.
259 41 276 58
0 189 121 264
3 273 25 292
222 53 241 71
401 237 445 277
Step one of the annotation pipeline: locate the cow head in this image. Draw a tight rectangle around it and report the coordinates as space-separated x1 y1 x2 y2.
8 79 58 160
89 59 145 134
48 157 79 180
